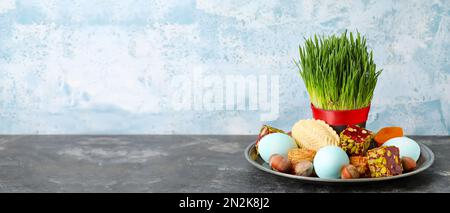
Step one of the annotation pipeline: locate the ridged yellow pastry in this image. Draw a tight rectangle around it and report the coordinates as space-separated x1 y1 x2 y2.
288 148 316 164
291 119 339 151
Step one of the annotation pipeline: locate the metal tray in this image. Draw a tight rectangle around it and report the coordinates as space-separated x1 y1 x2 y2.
245 141 434 183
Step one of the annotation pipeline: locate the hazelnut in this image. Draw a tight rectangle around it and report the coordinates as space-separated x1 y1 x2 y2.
341 164 360 179
293 160 314 177
269 154 292 174
401 157 417 172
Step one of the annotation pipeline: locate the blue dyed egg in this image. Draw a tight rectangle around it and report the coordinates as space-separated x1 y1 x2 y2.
383 136 421 161
258 133 297 163
313 146 349 179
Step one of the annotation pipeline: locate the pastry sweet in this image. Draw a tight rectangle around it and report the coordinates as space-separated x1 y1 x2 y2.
367 146 403 178
350 156 370 178
339 125 373 156
288 148 316 165
291 119 339 151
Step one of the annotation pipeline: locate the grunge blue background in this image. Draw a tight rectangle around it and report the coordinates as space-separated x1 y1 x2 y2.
0 0 449 134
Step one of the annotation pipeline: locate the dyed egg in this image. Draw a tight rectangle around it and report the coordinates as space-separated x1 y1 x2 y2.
313 146 349 179
383 137 420 162
258 133 297 163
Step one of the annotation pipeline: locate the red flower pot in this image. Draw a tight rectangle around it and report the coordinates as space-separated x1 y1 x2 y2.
310 103 370 133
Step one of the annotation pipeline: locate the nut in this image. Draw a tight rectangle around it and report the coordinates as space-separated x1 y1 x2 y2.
269 154 292 174
401 157 417 172
293 160 314 177
341 164 360 179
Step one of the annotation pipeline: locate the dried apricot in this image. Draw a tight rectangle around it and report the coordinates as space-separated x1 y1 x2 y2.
374 127 403 146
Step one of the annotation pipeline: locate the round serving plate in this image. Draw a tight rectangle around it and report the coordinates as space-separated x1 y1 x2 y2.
245 141 434 183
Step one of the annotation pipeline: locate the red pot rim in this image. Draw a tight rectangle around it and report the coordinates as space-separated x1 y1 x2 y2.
310 103 370 126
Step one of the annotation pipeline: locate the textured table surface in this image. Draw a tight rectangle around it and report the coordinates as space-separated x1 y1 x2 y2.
0 135 448 193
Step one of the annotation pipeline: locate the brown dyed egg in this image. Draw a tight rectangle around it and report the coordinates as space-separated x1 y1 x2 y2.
293 160 314 177
341 164 360 179
269 154 292 174
401 156 417 172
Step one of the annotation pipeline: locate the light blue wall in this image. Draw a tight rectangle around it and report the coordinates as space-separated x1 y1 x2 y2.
0 0 449 135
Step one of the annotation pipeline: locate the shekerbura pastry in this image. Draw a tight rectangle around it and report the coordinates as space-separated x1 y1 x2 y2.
291 119 339 151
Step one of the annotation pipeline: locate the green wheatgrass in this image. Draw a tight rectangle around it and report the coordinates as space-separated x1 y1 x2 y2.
294 31 382 110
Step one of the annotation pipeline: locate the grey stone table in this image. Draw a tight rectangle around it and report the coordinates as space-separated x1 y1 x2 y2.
0 135 448 192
